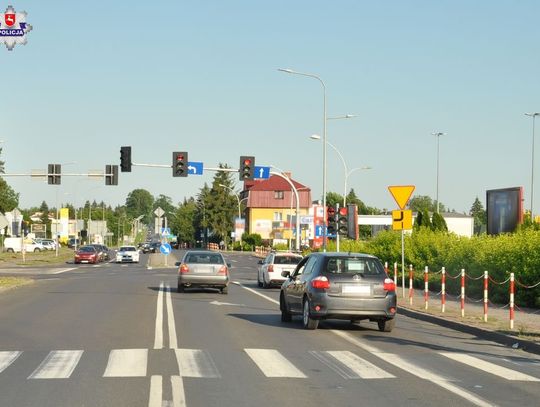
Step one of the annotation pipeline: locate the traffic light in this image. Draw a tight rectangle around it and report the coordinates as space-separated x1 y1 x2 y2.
120 146 132 172
172 151 188 177
239 156 255 180
105 164 118 185
47 164 61 185
326 206 337 237
338 207 348 236
347 204 359 240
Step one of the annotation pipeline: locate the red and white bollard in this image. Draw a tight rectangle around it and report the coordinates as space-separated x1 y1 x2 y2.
441 267 446 313
409 265 414 305
460 269 465 317
393 262 398 293
483 271 488 322
510 272 515 330
424 266 429 310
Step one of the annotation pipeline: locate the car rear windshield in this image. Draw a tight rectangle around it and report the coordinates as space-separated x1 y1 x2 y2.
79 246 95 253
120 247 136 252
274 256 302 265
185 253 224 264
324 257 384 276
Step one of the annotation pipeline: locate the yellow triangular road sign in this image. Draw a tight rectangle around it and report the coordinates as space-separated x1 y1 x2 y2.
388 185 415 210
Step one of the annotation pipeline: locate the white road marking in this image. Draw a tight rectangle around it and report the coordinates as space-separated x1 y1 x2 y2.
171 375 186 407
245 349 306 378
332 330 495 407
233 282 279 305
440 352 540 382
28 350 83 379
166 284 178 349
103 349 148 377
148 375 162 407
0 351 21 374
52 267 76 274
310 350 395 379
154 282 164 349
175 349 220 378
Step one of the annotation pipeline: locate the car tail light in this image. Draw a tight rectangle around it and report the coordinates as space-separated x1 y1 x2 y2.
179 264 189 274
383 278 396 292
311 276 330 290
218 266 228 275
267 265 274 272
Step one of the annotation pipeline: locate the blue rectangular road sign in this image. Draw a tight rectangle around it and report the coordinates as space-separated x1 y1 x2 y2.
188 162 203 175
254 166 270 179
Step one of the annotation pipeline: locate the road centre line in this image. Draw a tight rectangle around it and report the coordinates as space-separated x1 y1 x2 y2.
154 282 164 349
166 284 178 349
237 282 496 407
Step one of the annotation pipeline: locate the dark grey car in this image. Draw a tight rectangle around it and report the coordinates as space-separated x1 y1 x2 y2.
279 252 397 331
176 250 230 294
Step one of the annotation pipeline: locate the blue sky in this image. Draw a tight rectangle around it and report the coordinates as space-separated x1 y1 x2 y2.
1 1 540 214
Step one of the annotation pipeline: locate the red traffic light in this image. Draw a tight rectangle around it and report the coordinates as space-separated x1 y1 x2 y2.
243 158 252 166
339 207 348 216
176 154 185 161
327 206 336 215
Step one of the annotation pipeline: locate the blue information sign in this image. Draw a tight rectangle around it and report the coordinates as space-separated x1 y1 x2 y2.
160 243 172 255
254 166 270 179
188 162 203 175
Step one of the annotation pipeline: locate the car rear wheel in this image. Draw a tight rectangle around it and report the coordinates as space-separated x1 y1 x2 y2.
34 248 41 252
280 294 292 322
377 318 395 332
302 298 319 330
6 248 14 253
257 273 263 288
221 286 228 295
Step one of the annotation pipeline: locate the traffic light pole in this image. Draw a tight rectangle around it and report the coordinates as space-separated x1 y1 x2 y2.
335 203 340 253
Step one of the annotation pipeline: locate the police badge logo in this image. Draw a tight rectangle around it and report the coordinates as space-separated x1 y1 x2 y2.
0 5 32 50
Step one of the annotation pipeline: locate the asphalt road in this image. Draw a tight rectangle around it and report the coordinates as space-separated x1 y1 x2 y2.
1 251 539 407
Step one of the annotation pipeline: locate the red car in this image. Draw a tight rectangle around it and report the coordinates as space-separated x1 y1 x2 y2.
74 245 99 264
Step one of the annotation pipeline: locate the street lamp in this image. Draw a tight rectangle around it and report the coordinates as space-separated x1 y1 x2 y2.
526 113 540 220
279 68 328 251
432 132 446 214
310 135 371 206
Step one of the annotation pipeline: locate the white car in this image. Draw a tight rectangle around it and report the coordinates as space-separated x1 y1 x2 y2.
257 252 303 288
116 246 140 263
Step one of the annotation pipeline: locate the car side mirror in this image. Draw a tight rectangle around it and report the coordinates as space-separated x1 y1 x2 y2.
281 270 291 278
174 261 181 267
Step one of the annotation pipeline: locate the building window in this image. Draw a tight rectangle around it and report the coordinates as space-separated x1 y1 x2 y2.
274 191 284 199
273 212 283 221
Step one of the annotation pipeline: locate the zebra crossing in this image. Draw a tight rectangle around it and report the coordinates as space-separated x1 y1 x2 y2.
1 347 539 383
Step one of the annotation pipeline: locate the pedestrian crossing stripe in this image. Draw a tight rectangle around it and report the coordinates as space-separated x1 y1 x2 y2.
0 348 539 382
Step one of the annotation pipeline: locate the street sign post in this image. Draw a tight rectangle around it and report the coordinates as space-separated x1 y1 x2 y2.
388 185 415 298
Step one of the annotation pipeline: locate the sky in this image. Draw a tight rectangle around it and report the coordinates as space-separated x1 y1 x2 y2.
1 1 540 215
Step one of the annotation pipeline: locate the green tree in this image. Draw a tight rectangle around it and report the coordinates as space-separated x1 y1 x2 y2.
171 198 197 245
0 147 5 174
39 201 51 238
431 212 448 232
125 189 154 225
409 195 446 213
422 210 432 229
325 192 343 208
469 197 486 234
0 177 19 213
345 189 368 214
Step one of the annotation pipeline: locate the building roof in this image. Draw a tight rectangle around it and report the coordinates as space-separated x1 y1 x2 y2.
246 175 308 192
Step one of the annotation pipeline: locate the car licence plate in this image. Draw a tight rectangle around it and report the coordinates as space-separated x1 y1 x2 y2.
81 260 89 264
342 284 370 295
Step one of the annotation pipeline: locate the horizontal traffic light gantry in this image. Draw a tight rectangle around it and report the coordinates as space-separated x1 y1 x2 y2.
173 151 188 177
239 156 255 181
120 146 132 172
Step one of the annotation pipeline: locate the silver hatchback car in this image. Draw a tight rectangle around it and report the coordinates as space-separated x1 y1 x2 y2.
176 250 230 294
280 252 397 331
